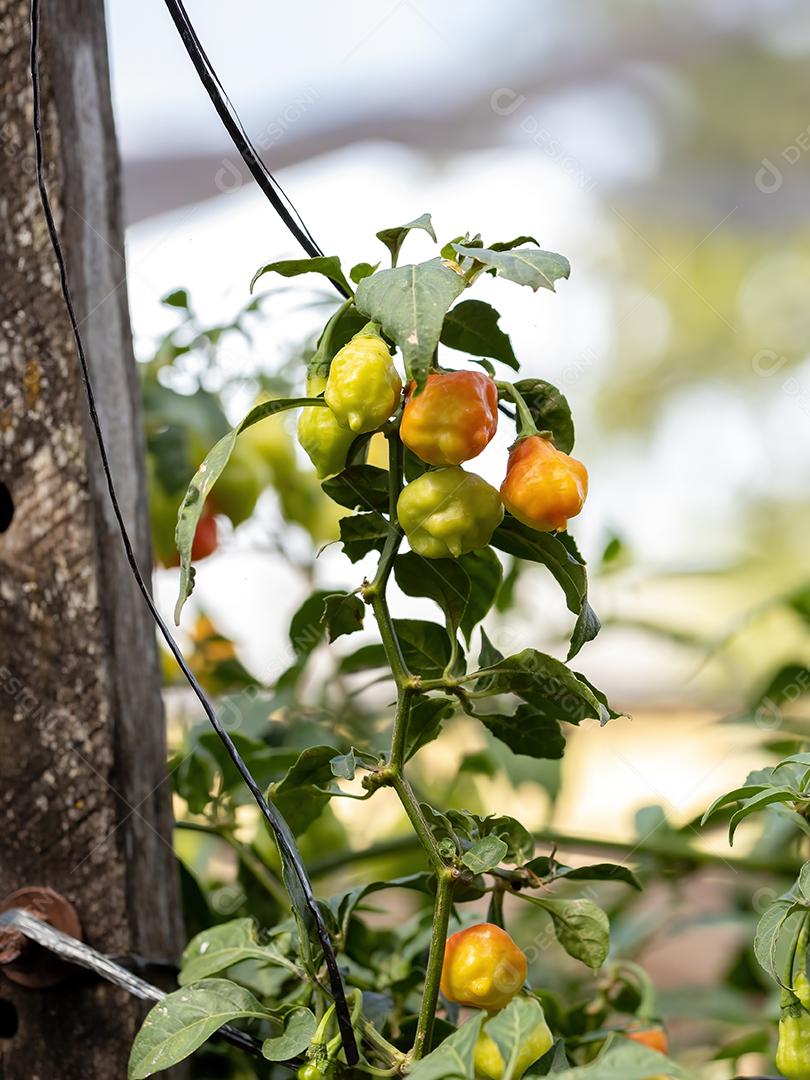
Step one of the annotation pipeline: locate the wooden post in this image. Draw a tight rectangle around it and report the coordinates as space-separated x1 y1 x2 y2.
0 0 184 1073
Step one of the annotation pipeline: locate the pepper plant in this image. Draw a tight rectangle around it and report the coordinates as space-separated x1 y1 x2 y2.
129 218 683 1079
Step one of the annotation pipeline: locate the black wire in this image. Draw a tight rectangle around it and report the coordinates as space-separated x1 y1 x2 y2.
161 0 350 300
28 0 357 1064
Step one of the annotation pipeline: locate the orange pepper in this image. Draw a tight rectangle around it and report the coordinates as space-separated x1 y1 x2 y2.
440 923 527 1011
401 370 498 466
500 435 587 532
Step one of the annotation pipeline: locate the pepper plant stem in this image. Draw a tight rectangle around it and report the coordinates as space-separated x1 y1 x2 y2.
411 870 453 1061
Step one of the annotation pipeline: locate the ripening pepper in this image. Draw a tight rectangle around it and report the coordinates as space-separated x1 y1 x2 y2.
297 1066 326 1080
777 1001 810 1080
500 435 587 532
397 468 503 559
626 1026 669 1055
400 370 499 466
474 1008 553 1080
440 923 528 1012
324 330 402 434
298 373 357 479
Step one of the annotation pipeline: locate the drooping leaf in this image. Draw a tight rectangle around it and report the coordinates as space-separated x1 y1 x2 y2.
376 212 436 267
477 703 566 761
454 244 571 293
250 255 352 296
128 979 272 1078
356 258 467 391
471 648 610 726
268 745 341 835
458 549 503 645
524 857 642 891
179 919 296 985
440 299 518 369
322 465 390 512
330 749 358 780
520 895 610 969
174 397 320 621
754 897 803 985
728 788 800 845
512 378 575 453
491 519 599 659
701 784 770 826
339 512 389 562
322 592 365 642
394 619 461 679
405 695 457 761
261 1008 317 1061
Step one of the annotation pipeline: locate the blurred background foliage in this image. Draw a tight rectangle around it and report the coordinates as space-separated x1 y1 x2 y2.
111 0 810 1073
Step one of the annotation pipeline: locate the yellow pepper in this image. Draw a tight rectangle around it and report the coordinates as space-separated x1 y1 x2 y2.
324 330 402 434
440 923 527 1011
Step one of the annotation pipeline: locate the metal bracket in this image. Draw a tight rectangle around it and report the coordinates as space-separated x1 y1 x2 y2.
0 887 81 988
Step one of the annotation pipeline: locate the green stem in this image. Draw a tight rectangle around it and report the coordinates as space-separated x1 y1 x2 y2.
390 772 446 876
411 871 453 1061
390 687 414 773
496 380 540 440
175 820 289 907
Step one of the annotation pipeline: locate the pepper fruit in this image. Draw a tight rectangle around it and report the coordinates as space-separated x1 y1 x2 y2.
401 370 498 466
500 435 587 532
626 1026 669 1055
440 923 527 1011
474 1008 553 1080
210 441 268 526
397 467 503 559
298 373 357 479
325 329 402 434
296 1066 326 1080
777 1001 810 1080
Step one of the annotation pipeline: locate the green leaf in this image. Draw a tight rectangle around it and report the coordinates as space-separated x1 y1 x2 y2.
754 897 803 985
454 244 571 292
128 979 272 1078
261 1008 316 1061
483 997 550 1078
332 874 435 940
394 619 463 679
268 745 340 835
701 784 769 826
512 378 575 453
488 235 540 252
446 809 535 865
173 397 319 621
491 519 598 660
330 749 358 780
338 643 388 675
162 288 190 309
405 1013 483 1079
471 648 610 725
289 590 333 660
524 857 642 891
728 788 799 845
339 512 389 562
179 919 295 985
307 301 369 380
548 1038 685 1079
322 592 365 642
440 299 518 370
376 212 436 267
394 552 470 637
462 835 509 874
356 258 467 391
250 255 352 296
458 549 503 645
322 465 390 512
477 703 566 761
520 896 610 969
406 695 456 761
350 261 379 284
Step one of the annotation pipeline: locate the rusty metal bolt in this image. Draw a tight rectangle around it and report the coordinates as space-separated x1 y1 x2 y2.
0 887 81 988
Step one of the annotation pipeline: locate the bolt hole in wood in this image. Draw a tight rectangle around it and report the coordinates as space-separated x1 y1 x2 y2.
0 483 13 533
0 999 17 1038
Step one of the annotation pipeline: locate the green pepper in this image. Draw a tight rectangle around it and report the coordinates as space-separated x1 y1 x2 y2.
397 466 503 559
777 1001 810 1080
324 329 402 434
297 373 357 479
297 1064 326 1080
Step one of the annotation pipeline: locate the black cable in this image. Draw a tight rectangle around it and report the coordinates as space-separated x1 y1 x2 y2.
161 0 350 299
28 0 357 1064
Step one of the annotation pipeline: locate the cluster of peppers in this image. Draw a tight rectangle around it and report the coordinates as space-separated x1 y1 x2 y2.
298 326 588 552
